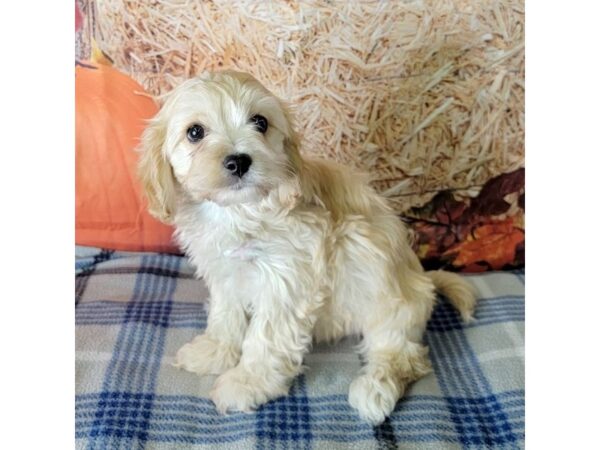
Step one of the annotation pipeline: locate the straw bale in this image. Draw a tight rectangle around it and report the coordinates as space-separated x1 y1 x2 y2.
84 0 524 213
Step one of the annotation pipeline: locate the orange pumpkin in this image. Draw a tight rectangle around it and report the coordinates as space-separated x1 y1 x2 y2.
76 61 179 253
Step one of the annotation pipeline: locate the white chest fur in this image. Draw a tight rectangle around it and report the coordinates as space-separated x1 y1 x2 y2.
173 200 328 285
175 201 258 275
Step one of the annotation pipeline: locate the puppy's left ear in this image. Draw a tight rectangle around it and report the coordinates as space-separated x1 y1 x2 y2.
280 103 305 171
276 104 305 209
138 116 177 224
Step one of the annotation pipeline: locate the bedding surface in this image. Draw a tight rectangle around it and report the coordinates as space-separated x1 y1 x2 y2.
75 247 524 449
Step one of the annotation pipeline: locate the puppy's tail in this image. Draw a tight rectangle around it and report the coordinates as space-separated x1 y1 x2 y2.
426 270 477 322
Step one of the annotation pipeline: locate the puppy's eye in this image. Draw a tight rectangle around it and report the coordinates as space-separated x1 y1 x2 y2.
250 114 268 134
186 124 204 143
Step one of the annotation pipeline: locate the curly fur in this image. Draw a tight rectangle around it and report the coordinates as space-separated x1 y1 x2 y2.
138 71 477 424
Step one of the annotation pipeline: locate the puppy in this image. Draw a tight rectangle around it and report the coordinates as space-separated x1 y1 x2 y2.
138 71 476 424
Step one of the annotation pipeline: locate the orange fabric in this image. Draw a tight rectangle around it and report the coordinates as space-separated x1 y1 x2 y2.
75 62 179 253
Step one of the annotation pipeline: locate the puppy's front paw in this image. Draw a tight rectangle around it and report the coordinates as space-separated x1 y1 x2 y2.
348 373 405 425
174 334 239 376
210 366 287 414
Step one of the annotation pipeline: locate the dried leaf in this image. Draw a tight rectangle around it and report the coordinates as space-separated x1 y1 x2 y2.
443 218 524 270
518 192 525 210
466 168 524 218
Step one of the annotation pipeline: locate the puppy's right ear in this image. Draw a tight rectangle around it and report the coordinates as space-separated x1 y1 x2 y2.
138 116 177 224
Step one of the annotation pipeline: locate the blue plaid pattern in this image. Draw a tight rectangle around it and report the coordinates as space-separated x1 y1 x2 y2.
75 246 524 449
75 249 114 305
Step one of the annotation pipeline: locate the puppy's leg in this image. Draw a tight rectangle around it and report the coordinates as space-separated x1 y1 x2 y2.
210 300 316 413
174 286 247 375
348 297 433 425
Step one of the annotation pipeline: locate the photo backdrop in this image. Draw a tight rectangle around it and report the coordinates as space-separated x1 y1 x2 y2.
76 0 524 271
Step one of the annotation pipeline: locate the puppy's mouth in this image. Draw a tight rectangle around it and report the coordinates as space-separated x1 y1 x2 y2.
225 171 268 194
213 175 272 205
225 177 254 191
227 177 250 191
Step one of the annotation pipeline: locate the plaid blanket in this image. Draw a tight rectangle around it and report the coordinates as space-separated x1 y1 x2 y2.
75 247 524 449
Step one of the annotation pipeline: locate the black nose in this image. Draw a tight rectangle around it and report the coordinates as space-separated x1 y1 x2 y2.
223 153 252 178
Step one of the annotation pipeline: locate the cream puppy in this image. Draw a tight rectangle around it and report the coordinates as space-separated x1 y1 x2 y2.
139 71 476 425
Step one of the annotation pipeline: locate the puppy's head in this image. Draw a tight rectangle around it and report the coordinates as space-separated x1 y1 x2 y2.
138 71 302 223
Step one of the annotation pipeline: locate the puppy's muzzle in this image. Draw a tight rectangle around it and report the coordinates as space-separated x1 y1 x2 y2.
223 153 252 178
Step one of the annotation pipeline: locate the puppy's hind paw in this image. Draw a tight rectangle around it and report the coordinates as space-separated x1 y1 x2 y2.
348 373 405 426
